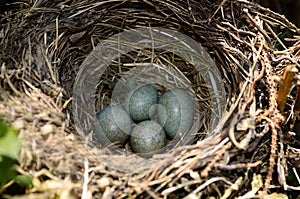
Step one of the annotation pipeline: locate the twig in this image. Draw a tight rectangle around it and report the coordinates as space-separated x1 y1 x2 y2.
215 160 262 170
161 179 201 196
81 158 89 199
220 177 243 199
236 174 263 199
200 141 232 178
265 22 287 50
293 167 300 185
209 0 227 23
260 46 283 195
243 8 273 46
184 177 232 198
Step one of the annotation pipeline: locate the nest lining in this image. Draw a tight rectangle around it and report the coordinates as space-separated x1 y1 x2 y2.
71 26 226 172
0 0 300 198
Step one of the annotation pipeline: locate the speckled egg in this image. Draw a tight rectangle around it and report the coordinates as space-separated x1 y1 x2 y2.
130 120 166 156
95 105 132 145
124 83 158 122
157 88 194 139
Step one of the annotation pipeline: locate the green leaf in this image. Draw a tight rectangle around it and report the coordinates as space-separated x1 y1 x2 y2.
0 123 21 160
0 156 17 185
14 175 33 188
0 120 8 138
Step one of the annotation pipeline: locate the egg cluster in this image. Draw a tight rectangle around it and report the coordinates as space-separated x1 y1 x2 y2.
95 83 195 156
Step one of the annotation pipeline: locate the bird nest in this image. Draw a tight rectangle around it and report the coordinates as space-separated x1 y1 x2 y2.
1 0 300 198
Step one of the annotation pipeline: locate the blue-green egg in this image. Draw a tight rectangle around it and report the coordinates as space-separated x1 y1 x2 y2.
130 120 166 156
95 105 132 145
124 83 158 122
157 88 194 139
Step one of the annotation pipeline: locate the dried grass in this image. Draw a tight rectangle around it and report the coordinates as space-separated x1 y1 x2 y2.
1 0 300 198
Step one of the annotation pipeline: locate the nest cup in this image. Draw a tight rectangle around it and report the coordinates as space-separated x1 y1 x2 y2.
72 27 226 173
